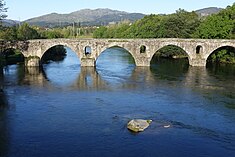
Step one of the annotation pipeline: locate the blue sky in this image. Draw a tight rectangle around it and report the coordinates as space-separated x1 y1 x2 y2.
6 0 235 21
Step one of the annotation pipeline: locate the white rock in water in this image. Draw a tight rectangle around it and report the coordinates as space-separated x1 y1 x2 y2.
127 119 152 132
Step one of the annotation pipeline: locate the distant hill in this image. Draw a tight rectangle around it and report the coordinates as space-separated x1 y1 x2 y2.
1 19 20 27
25 8 145 27
195 7 223 17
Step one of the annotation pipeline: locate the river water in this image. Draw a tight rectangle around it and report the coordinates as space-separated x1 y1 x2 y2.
0 47 235 157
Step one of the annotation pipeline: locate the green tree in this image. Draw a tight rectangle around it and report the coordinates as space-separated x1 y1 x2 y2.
194 15 233 39
194 4 235 39
208 47 235 64
125 14 163 38
0 0 7 21
93 10 200 39
93 26 108 38
159 9 200 38
41 29 64 39
0 26 17 40
17 23 40 40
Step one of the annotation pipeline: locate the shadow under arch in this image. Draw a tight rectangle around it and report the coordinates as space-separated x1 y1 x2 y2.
150 45 189 76
206 46 235 81
206 46 235 66
40 41 79 59
41 45 74 64
0 48 25 66
151 44 190 64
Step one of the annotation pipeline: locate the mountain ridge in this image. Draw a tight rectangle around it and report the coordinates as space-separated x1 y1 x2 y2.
25 8 145 27
195 7 223 16
5 7 223 27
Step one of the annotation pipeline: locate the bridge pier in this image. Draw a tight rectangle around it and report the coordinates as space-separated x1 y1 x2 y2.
25 56 41 67
189 58 207 67
80 58 96 67
135 57 151 66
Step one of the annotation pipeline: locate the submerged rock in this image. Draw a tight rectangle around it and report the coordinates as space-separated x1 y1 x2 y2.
127 119 152 132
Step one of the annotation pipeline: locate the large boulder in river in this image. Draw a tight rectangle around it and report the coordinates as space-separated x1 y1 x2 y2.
127 119 152 132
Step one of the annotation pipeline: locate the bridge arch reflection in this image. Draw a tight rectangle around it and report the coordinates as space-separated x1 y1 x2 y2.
70 67 108 90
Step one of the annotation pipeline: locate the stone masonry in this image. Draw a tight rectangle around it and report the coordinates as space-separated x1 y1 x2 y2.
0 38 234 67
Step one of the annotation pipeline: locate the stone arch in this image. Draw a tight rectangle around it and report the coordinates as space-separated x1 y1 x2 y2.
205 45 235 61
0 42 27 57
1 47 25 56
40 42 79 59
206 45 235 64
150 44 190 63
97 43 137 65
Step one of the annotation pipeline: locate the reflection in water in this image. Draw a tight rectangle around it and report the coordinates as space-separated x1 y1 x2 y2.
96 47 135 87
185 66 211 89
70 67 108 90
0 66 9 108
0 67 9 157
150 58 189 81
21 67 49 87
206 63 235 110
123 67 155 90
207 63 235 83
0 67 3 90
0 91 9 157
43 46 80 87
184 66 234 92
0 91 8 109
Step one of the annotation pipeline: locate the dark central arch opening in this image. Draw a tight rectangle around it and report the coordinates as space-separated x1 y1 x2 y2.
152 45 189 61
150 45 189 76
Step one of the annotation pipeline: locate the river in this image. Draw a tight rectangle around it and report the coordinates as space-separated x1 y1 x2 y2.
0 47 235 157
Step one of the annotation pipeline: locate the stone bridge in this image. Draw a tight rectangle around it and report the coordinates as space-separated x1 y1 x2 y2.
0 38 234 67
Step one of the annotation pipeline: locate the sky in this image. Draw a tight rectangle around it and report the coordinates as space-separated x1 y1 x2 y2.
6 0 235 21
